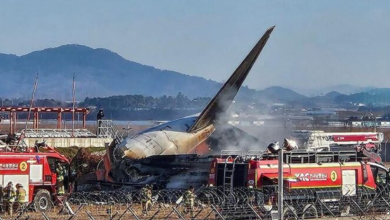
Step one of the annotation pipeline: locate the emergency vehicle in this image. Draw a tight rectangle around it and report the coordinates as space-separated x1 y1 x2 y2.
208 144 389 216
291 130 384 151
0 144 71 211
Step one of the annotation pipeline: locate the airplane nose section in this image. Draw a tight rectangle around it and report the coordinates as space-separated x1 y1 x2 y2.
113 138 148 161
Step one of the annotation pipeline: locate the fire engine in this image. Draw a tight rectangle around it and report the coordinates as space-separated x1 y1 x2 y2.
0 142 71 211
291 130 384 151
208 141 388 217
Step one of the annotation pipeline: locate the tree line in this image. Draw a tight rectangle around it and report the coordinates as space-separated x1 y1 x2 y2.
79 93 210 110
0 93 212 120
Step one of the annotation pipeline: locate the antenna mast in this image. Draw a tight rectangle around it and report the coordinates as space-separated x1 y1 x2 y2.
25 73 39 131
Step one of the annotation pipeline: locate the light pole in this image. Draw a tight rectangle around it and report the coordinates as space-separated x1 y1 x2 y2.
370 113 377 133
278 147 283 220
268 141 284 220
385 139 388 162
268 139 298 220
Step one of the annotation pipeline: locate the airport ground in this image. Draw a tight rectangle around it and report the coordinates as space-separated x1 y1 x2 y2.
0 205 387 220
0 203 385 220
1 122 389 219
3 120 390 160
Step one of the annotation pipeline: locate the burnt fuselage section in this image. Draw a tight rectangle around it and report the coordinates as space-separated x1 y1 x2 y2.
111 154 215 189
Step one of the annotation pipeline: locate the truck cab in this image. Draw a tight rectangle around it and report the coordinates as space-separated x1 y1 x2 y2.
47 156 71 192
368 162 390 185
0 146 71 211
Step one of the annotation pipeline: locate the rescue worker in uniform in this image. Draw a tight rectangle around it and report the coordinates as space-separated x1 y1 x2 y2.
140 184 152 216
96 109 104 135
56 164 65 195
15 183 26 211
183 185 196 219
2 181 16 216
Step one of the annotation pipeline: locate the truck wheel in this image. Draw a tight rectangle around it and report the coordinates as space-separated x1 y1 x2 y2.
34 189 52 212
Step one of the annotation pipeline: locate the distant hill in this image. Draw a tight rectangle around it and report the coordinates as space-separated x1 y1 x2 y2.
321 84 376 95
310 91 342 102
294 84 376 96
256 86 306 103
323 91 343 99
0 44 309 103
0 45 228 99
335 88 390 105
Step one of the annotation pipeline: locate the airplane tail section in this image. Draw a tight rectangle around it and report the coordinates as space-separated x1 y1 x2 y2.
188 26 275 132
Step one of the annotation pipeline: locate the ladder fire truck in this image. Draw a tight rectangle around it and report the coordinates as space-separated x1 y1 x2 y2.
0 142 72 211
208 140 388 217
291 130 384 151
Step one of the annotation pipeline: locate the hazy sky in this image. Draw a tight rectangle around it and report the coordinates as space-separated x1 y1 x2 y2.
0 0 389 92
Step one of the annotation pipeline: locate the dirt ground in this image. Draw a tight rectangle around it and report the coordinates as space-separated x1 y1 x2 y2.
0 204 386 220
0 204 222 220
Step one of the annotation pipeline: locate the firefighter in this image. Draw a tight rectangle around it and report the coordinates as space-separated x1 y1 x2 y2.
377 173 386 184
140 184 152 216
56 164 65 195
183 185 196 218
2 181 16 216
15 183 26 211
96 109 104 135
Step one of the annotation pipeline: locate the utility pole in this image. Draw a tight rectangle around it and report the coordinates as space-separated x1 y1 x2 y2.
370 112 377 133
72 73 76 137
26 73 39 131
278 148 284 220
385 139 388 163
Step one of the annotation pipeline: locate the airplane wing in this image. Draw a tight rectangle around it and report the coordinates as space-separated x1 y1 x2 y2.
188 26 275 132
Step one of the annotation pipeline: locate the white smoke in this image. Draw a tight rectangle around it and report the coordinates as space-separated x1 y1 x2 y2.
208 88 294 154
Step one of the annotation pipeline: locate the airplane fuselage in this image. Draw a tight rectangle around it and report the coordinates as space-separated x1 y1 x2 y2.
112 26 275 162
113 116 215 160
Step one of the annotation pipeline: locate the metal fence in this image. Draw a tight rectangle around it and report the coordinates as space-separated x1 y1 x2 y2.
97 120 124 143
4 185 390 220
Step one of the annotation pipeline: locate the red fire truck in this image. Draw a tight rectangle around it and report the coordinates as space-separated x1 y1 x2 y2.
208 147 388 216
0 145 71 211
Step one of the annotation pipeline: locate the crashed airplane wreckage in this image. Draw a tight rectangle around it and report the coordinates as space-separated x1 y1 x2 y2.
81 26 276 189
